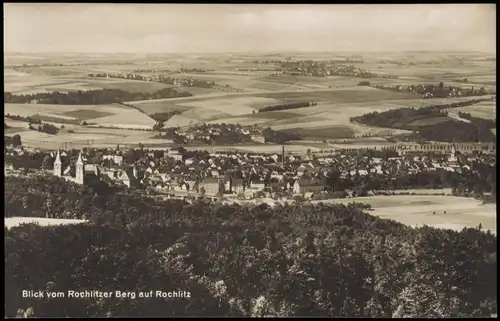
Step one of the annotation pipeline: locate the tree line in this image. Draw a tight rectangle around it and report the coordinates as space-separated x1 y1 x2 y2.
5 113 42 124
258 102 317 113
262 127 300 144
5 134 22 147
5 175 497 317
351 100 496 143
322 166 496 202
150 111 182 123
4 88 192 105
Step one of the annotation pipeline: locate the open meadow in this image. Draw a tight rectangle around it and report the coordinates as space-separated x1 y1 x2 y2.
312 195 496 234
445 100 496 120
4 217 88 230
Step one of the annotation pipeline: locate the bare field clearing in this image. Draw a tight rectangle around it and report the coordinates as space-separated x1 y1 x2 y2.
312 195 496 234
465 75 496 85
179 86 220 96
19 66 93 77
148 86 418 121
5 127 31 135
17 126 160 150
5 66 177 93
9 130 56 141
4 103 130 118
275 121 411 138
133 102 193 115
177 96 282 115
364 64 495 79
4 118 30 128
34 113 78 121
14 78 175 95
165 114 200 128
244 81 302 91
445 100 496 120
208 70 280 78
5 103 84 117
280 126 356 139
258 75 365 88
81 79 176 93
141 89 487 138
5 217 88 229
170 72 307 91
4 75 77 94
4 103 155 130
201 99 419 137
60 109 115 120
129 86 413 107
256 86 416 103
205 116 273 127
180 107 230 122
89 110 156 129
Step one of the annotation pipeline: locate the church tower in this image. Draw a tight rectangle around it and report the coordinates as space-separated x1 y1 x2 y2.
75 151 85 185
449 142 458 164
53 149 62 177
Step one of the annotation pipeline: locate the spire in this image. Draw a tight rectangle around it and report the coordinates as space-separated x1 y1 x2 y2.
54 149 62 164
76 151 84 165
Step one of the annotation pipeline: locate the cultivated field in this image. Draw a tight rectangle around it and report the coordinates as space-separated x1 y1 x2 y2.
313 195 496 234
16 126 172 150
5 52 496 150
5 103 155 130
445 100 496 120
178 96 281 115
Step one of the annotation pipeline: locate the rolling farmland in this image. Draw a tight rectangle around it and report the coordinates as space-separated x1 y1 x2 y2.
4 52 496 147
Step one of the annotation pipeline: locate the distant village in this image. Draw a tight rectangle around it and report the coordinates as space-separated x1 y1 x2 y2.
372 83 493 98
277 60 376 78
88 72 243 92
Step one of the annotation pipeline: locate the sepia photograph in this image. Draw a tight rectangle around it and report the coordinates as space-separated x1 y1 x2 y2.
4 3 497 318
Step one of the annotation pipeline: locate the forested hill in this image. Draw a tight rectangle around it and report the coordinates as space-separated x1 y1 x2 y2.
351 103 496 143
4 88 192 105
5 176 497 318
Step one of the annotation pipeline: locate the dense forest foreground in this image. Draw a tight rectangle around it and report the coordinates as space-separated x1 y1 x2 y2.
5 176 497 317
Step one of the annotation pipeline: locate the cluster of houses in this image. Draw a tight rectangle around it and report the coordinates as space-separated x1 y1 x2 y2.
87 72 215 89
87 72 241 92
279 60 374 78
41 141 487 201
168 124 266 145
4 136 495 202
372 83 490 98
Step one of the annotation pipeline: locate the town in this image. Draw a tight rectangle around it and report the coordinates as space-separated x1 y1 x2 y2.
5 135 496 208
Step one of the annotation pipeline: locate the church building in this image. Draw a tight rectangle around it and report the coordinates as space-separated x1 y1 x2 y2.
53 149 100 185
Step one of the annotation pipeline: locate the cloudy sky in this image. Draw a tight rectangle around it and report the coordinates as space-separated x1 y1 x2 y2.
4 3 496 53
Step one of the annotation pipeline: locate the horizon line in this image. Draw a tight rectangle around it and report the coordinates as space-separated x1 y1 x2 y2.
4 49 496 55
